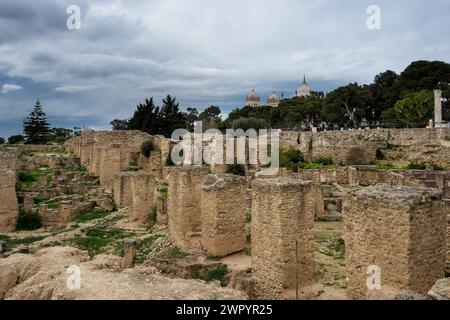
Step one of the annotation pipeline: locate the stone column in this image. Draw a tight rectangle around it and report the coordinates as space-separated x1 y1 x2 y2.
0 151 19 232
167 166 209 250
113 172 133 209
343 185 446 300
251 178 316 299
201 174 247 257
99 144 122 186
434 89 443 127
124 239 137 265
129 172 156 223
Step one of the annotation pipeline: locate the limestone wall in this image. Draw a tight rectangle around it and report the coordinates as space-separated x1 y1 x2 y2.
343 185 447 299
201 174 247 257
64 131 169 186
0 151 19 232
113 171 156 222
167 166 209 250
251 178 315 299
129 172 156 223
280 128 450 165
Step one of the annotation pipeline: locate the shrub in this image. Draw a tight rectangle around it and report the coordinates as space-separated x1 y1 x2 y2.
16 211 42 231
313 156 334 165
376 149 386 160
280 148 304 171
226 164 246 176
231 117 268 131
141 140 157 157
406 162 426 170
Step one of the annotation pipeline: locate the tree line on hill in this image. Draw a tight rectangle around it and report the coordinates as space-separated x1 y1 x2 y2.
2 60 448 145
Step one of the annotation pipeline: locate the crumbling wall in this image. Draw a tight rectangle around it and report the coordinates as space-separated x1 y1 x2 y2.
167 166 209 250
113 171 156 222
343 185 447 300
251 178 315 299
280 128 450 165
201 174 247 257
0 151 19 232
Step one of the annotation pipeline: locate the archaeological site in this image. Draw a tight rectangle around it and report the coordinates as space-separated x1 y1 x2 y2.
1 126 449 301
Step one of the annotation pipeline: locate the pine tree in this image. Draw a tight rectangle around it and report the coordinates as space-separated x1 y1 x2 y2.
159 95 186 138
23 99 51 144
128 98 161 135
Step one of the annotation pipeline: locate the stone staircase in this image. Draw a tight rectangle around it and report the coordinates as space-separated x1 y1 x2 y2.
318 184 343 221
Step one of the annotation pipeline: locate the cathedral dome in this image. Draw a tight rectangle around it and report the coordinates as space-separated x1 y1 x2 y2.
296 75 311 97
267 92 280 107
246 89 261 107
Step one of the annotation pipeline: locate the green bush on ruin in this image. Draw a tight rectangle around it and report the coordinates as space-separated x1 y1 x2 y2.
16 211 42 231
226 164 246 176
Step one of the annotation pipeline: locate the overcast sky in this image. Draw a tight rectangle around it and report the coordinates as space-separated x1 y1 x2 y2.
0 0 449 138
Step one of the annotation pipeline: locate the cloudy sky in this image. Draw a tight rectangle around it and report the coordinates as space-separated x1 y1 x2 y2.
0 0 449 138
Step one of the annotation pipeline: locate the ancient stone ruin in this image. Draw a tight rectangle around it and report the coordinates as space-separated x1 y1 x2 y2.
1 127 450 300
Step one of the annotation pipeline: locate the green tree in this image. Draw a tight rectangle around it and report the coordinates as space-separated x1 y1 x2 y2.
199 106 222 129
128 98 161 135
49 127 73 144
322 83 370 128
382 90 433 127
159 95 186 138
23 99 51 144
110 119 129 130
183 107 199 131
0 137 5 144
8 134 25 144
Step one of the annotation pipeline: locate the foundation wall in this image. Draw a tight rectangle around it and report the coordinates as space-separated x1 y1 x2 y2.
0 151 19 232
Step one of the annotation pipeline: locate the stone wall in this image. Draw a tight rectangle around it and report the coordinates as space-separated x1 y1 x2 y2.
64 130 169 186
0 151 19 232
167 166 209 250
113 171 156 222
201 174 247 257
280 128 450 165
343 185 447 299
251 178 315 299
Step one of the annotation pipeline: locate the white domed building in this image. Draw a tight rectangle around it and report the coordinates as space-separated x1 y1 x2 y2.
295 75 311 98
267 92 281 107
245 89 261 107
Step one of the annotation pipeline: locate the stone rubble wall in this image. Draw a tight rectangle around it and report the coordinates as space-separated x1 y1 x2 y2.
251 178 315 299
64 131 170 187
112 171 156 222
343 184 447 300
201 174 247 257
0 151 19 232
280 128 450 165
167 166 209 250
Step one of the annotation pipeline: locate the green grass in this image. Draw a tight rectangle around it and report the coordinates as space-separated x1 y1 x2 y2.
190 264 229 287
76 209 109 223
72 227 135 258
166 247 189 259
0 234 46 250
18 167 52 183
158 186 168 199
66 165 88 172
31 152 69 157
134 235 163 264
16 211 42 231
315 232 345 261
33 195 49 205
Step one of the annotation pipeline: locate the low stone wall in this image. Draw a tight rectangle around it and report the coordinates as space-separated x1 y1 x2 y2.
251 178 315 299
343 184 447 299
201 174 247 257
167 166 209 250
39 196 96 226
0 144 65 153
18 155 80 171
280 128 450 165
0 151 19 232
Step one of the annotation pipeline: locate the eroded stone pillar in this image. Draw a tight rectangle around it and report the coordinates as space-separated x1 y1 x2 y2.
201 174 247 257
0 151 19 232
99 144 122 186
129 172 156 223
124 239 137 265
343 185 447 300
251 178 316 299
113 172 133 209
434 89 443 127
167 166 209 250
